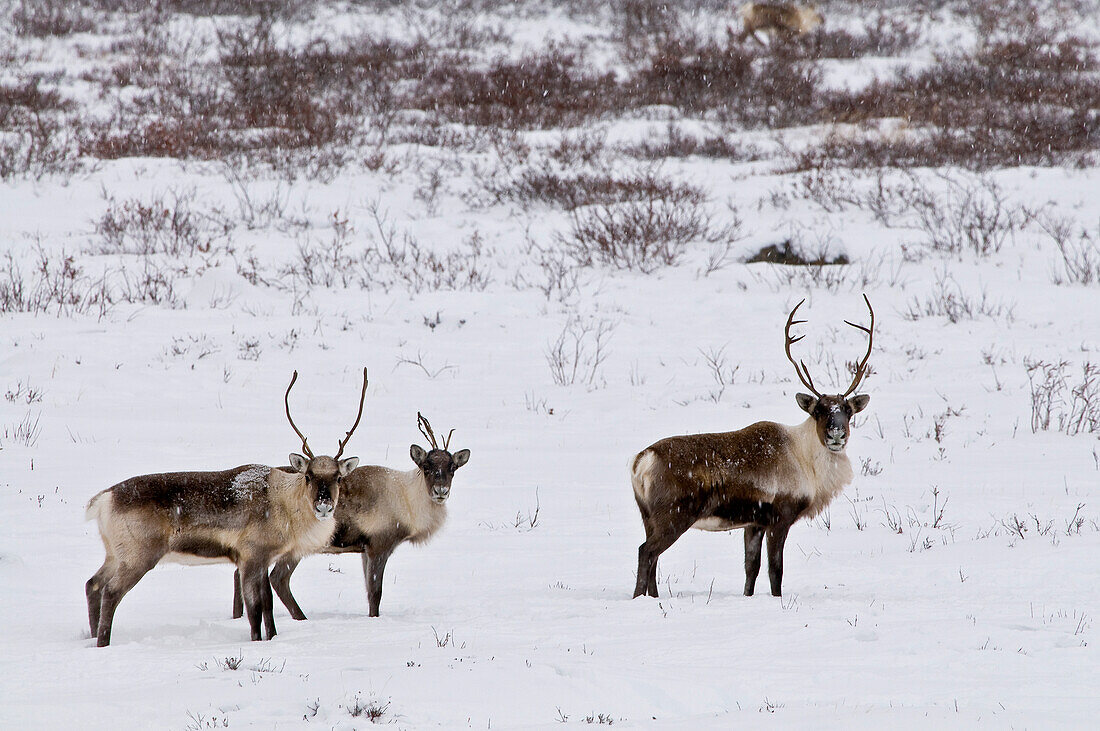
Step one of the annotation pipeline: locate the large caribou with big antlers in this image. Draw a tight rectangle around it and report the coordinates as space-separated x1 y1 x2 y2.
232 412 470 620
630 296 874 599
85 368 368 646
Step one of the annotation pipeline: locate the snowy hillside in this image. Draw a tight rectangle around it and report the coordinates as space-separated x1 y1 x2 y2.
1 0 1098 728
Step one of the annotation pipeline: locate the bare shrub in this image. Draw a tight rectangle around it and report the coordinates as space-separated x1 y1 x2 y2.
613 0 681 60
114 260 183 308
699 345 740 403
12 0 96 38
546 315 614 388
819 21 1100 168
0 78 82 181
0 78 73 124
1025 359 1100 435
797 13 920 59
92 190 228 256
546 130 608 167
161 0 302 16
627 39 821 127
904 269 1014 324
219 160 292 230
360 205 492 292
796 171 1031 259
0 250 111 318
903 176 1031 258
619 125 760 162
558 185 737 273
488 164 706 212
83 21 428 163
415 47 619 129
215 18 348 149
1040 216 1100 286
280 205 492 293
280 212 359 289
629 38 754 112
512 239 585 303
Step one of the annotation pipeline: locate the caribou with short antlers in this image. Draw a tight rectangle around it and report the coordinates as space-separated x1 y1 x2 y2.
631 296 873 599
85 369 368 646
232 411 470 620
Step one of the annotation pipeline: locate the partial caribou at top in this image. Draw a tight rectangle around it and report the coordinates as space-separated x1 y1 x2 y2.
630 296 874 599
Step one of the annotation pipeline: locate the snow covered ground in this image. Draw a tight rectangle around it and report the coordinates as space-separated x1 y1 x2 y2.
1 1 1098 728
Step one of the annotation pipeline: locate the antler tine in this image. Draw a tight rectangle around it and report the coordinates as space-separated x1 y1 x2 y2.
284 370 314 459
443 428 455 451
417 411 439 449
334 367 369 460
783 299 822 398
841 294 875 397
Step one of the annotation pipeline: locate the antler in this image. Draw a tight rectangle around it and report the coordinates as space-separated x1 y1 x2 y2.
417 412 439 449
841 294 874 397
417 412 456 451
783 299 822 398
334 367 369 460
285 371 314 459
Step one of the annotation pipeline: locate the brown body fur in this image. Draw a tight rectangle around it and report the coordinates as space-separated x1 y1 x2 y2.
86 464 336 646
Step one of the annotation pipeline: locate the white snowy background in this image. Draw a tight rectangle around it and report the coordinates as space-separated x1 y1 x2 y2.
1 1 1098 728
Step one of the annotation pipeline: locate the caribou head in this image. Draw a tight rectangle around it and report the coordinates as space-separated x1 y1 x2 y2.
284 368 368 518
785 295 874 452
411 412 471 503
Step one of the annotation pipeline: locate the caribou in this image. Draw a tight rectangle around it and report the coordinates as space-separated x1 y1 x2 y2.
631 296 873 599
84 368 367 646
736 2 824 45
231 412 470 620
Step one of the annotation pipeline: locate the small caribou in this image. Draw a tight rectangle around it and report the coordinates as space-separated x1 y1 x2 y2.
736 2 824 45
232 412 470 619
631 296 873 599
85 369 367 646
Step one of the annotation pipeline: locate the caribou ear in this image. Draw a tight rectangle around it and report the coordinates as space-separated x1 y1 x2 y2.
795 393 817 414
849 394 871 413
452 449 471 468
338 457 359 476
289 453 309 473
410 444 428 467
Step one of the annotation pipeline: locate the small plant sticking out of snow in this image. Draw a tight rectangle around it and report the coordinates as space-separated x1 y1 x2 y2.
1039 215 1100 286
346 694 390 723
759 697 785 713
904 268 1014 324
183 710 229 730
699 345 740 404
218 652 243 671
4 380 43 405
1025 359 1100 435
582 711 618 724
546 315 614 388
2 412 42 449
432 626 463 648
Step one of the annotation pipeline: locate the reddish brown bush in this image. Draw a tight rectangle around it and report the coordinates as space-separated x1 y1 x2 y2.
414 48 619 129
